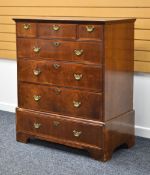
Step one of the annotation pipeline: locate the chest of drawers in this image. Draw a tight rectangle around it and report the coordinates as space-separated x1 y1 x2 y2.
14 17 136 161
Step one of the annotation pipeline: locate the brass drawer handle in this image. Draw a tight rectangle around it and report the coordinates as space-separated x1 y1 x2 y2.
86 25 95 33
53 63 61 69
53 121 60 127
33 69 41 76
74 49 83 56
33 95 41 102
73 101 81 108
73 130 82 137
33 123 41 129
54 88 61 95
33 47 41 53
74 73 82 81
52 24 60 31
53 42 60 47
23 24 30 30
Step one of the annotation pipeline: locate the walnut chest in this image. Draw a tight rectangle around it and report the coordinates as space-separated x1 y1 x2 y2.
14 17 136 161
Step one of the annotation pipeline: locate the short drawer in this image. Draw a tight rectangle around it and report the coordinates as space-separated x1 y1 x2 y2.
17 38 103 64
38 23 76 39
17 109 103 147
18 59 102 91
16 22 37 37
78 24 103 40
18 83 102 120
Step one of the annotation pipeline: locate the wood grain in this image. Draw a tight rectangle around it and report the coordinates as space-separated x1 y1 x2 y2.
18 59 103 91
15 18 135 161
18 82 103 120
104 22 134 121
16 108 103 148
17 38 103 64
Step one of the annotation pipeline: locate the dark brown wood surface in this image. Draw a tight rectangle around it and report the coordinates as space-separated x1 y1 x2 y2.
13 17 136 23
104 22 134 121
16 22 37 37
17 38 103 64
15 18 135 162
38 23 77 39
18 59 102 91
104 110 135 160
18 82 102 120
17 108 103 148
16 108 134 161
78 24 103 41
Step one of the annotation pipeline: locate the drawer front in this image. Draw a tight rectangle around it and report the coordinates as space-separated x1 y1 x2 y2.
38 23 77 39
17 38 37 58
17 38 103 64
16 22 37 37
18 83 102 120
17 109 103 147
78 24 103 40
18 59 102 91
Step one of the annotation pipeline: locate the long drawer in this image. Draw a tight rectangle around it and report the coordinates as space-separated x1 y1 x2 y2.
17 109 103 147
17 38 103 64
18 83 102 120
18 59 102 91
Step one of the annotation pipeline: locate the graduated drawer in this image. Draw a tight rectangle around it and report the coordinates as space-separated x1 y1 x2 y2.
17 109 103 147
38 23 76 39
16 22 37 37
18 59 102 91
18 83 102 120
78 24 103 41
17 38 103 64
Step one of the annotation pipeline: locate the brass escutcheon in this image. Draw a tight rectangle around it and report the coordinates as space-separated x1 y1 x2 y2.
73 130 82 137
33 47 41 53
54 88 61 95
33 69 41 76
33 95 41 102
86 25 95 32
33 123 41 129
73 101 81 108
74 73 82 81
53 63 61 69
74 49 83 56
53 121 60 127
52 24 60 31
23 23 31 30
53 41 60 47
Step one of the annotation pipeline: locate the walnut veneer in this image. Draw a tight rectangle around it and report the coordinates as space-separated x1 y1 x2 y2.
14 17 136 161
